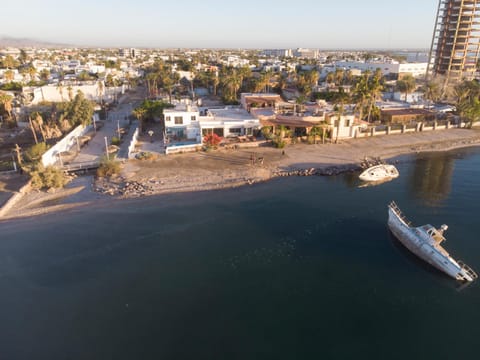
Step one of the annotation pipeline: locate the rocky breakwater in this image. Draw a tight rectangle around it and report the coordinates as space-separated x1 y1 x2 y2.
273 164 361 178
94 179 154 197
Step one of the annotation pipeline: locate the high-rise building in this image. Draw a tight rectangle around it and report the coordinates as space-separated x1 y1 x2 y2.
428 0 480 85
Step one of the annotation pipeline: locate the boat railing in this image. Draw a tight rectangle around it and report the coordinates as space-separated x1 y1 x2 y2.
389 201 412 226
458 260 478 280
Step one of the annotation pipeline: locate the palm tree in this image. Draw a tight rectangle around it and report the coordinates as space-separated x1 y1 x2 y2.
396 74 416 102
221 69 242 102
326 72 335 86
294 95 307 116
97 80 105 104
0 91 13 119
304 69 319 93
4 70 14 82
132 107 147 132
275 72 289 94
422 80 441 109
344 70 354 85
56 82 64 102
27 65 37 82
352 73 370 121
453 80 480 126
332 91 350 143
334 68 345 85
366 69 384 122
67 86 74 102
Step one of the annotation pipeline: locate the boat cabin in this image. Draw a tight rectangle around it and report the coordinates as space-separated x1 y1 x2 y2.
420 224 446 244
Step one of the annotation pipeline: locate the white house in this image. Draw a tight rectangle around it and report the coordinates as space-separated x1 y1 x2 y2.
334 60 428 78
199 107 260 137
325 113 358 139
163 103 201 142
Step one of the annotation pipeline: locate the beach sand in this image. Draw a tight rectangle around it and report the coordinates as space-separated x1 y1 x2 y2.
2 128 480 220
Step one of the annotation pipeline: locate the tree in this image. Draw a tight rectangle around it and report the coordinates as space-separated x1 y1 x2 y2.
332 91 350 143
67 86 74 101
396 74 416 102
27 65 36 82
334 68 345 85
203 133 222 149
56 82 64 102
0 91 13 121
97 80 105 104
19 49 29 65
326 72 335 85
352 72 370 121
220 68 242 103
366 69 384 122
422 80 441 108
63 91 94 127
2 55 17 69
4 69 14 82
39 69 50 82
132 107 147 132
454 80 480 127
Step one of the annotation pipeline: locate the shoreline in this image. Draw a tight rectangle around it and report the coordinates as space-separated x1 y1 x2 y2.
2 129 480 221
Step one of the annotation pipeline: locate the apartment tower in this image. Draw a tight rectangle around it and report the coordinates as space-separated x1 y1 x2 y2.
428 0 480 85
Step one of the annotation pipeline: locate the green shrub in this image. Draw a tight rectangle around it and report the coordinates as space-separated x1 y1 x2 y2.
97 156 121 177
135 151 155 160
272 136 286 149
111 136 121 145
24 142 48 163
30 165 68 190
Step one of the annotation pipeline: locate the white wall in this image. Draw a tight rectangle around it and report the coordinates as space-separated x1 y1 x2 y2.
41 124 92 167
164 110 199 127
29 84 124 104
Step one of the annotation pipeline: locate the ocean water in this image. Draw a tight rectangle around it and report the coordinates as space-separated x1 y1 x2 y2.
1 148 480 359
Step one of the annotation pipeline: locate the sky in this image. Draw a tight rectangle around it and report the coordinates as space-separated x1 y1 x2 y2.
2 0 439 49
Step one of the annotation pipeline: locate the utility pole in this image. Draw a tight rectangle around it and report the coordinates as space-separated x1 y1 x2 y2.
13 144 22 166
104 136 109 159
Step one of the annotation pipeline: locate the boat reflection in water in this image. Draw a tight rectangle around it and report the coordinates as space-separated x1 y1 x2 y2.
358 177 396 188
410 153 454 207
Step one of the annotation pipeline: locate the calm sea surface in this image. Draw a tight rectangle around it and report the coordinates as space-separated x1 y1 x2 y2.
1 148 480 359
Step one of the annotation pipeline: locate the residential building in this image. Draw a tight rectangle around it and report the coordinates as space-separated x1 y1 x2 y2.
163 103 201 142
199 107 260 137
334 60 428 78
381 108 435 124
428 0 480 85
261 49 293 58
294 48 319 59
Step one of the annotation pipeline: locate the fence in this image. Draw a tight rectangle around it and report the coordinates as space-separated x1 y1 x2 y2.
127 126 140 159
41 124 93 167
353 120 464 139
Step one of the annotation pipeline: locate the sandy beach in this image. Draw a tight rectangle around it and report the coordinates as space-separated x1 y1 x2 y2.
2 128 480 220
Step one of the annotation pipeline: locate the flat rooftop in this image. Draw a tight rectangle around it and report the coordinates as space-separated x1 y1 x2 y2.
206 107 257 122
381 108 433 116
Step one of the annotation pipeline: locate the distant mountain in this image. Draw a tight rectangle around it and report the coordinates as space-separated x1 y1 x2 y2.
0 35 69 48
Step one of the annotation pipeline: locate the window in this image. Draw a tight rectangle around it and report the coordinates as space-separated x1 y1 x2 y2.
345 120 350 127
191 115 196 121
175 116 183 125
165 116 171 122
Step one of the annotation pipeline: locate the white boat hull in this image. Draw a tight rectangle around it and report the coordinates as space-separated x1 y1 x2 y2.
388 203 476 282
360 164 399 182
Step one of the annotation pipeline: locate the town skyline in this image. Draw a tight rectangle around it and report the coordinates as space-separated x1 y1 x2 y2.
3 0 438 49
